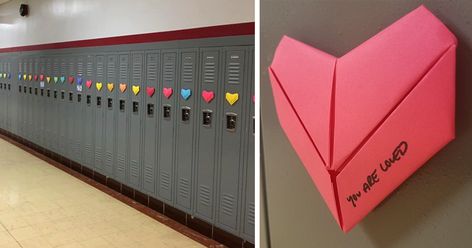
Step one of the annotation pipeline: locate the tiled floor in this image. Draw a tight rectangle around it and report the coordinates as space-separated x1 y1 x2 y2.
0 138 205 248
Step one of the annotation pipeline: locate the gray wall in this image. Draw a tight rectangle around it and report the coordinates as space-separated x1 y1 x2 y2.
261 0 472 247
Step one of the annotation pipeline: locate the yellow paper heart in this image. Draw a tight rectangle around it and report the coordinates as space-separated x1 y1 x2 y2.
132 85 140 95
2 73 5 78
225 92 239 106
107 83 114 92
46 77 51 83
23 74 27 80
96 82 103 91
28 75 32 81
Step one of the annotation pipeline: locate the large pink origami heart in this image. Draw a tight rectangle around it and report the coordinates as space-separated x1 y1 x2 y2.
146 87 155 97
202 90 215 103
86 80 92 88
163 87 173 99
269 5 456 232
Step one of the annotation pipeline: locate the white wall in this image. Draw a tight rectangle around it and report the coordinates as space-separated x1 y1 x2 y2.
0 0 254 48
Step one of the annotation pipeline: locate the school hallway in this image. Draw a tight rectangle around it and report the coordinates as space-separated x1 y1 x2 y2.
0 137 204 248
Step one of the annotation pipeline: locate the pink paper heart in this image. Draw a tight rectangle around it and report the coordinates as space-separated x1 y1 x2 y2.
163 87 173 99
202 90 215 103
86 80 92 88
68 76 74 84
34 75 38 81
40 74 44 81
146 87 155 97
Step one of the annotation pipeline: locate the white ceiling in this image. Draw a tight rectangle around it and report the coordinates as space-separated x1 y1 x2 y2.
0 0 11 5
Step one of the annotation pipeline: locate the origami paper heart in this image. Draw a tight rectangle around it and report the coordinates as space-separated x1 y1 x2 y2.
96 82 103 91
86 80 92 88
77 85 82 92
46 77 51 83
268 6 456 232
18 73 22 80
107 83 114 92
40 74 44 81
28 75 32 81
119 83 127 93
146 87 155 97
34 75 38 81
163 87 173 98
225 92 239 105
202 90 215 103
68 76 74 84
23 74 26 80
132 85 140 95
60 76 65 83
53 77 58 83
77 76 83 85
180 88 191 100
7 73 10 79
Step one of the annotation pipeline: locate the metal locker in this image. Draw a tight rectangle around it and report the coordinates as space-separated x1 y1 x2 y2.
194 48 222 222
115 53 130 183
37 57 45 148
215 47 248 233
128 51 144 189
58 56 68 157
175 48 199 212
241 47 255 241
143 50 160 195
66 55 76 160
94 54 106 173
33 57 40 145
83 54 95 169
8 59 15 133
0 59 4 129
27 57 33 141
74 55 85 164
104 53 117 177
157 50 178 203
18 58 23 137
48 56 57 153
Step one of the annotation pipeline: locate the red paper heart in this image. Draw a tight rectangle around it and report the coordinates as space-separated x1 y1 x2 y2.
34 75 38 81
201 90 215 103
68 76 74 84
146 87 155 97
40 74 44 81
163 87 173 98
86 80 92 88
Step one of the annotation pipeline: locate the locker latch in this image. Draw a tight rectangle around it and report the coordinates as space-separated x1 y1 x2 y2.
77 94 82 102
202 110 212 126
96 96 102 107
69 92 73 102
226 113 237 131
23 86 26 93
34 88 38 95
61 91 65 100
7 84 10 91
181 107 191 122
47 89 50 97
29 87 32 94
18 85 21 93
87 95 91 105
40 89 44 96
119 99 125 112
147 104 154 117
253 116 255 134
133 101 139 113
163 105 171 119
54 90 57 99
108 98 113 109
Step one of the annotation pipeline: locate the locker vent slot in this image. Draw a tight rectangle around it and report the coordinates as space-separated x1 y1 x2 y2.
179 178 190 199
248 202 255 225
221 194 235 216
199 185 211 206
160 171 170 190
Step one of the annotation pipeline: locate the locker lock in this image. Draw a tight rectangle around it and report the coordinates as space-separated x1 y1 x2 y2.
226 113 237 131
40 89 44 96
163 105 171 119
86 95 91 105
47 89 50 97
29 87 32 94
133 101 139 113
77 94 82 102
181 107 191 122
69 92 73 101
7 84 10 91
108 98 113 109
54 90 57 99
61 90 65 99
18 85 21 93
147 104 154 116
202 110 212 126
96 96 102 107
34 88 38 95
119 99 125 111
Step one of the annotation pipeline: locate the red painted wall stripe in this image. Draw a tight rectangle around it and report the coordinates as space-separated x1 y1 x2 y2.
0 22 254 53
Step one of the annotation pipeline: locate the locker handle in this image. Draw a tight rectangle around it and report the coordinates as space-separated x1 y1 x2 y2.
108 98 113 109
96 96 102 107
61 91 65 100
119 99 125 112
163 105 171 119
181 107 190 122
132 101 139 113
69 92 73 102
226 113 237 131
86 95 91 105
202 110 212 127
147 103 154 117
77 94 82 103
54 90 57 99
47 90 51 98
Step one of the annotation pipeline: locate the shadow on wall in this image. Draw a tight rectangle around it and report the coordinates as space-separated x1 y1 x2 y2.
360 20 472 248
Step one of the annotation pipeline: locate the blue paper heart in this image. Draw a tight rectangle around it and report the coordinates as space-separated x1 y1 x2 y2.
60 76 65 83
8 73 11 79
77 76 83 85
180 88 192 100
18 73 22 80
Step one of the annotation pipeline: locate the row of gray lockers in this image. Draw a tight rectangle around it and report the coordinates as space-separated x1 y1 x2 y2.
0 36 254 242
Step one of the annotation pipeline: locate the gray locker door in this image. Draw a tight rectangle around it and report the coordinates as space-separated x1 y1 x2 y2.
38 57 45 148
104 53 117 177
0 60 4 129
58 56 68 157
33 57 40 145
129 51 144 189
195 48 221 222
242 47 255 241
94 54 105 172
21 58 27 138
67 55 76 160
27 58 33 141
49 57 57 153
115 53 129 182
74 55 85 164
83 54 95 169
157 50 178 203
8 60 16 134
175 48 198 212
216 47 248 233
17 59 22 136
143 51 160 195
